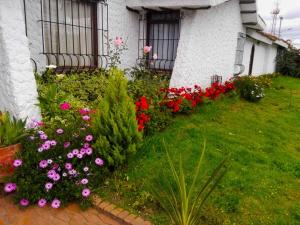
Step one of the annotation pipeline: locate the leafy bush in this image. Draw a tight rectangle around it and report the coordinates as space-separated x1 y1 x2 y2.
135 96 172 135
150 142 229 225
4 105 107 208
276 49 300 78
128 67 170 102
36 69 109 121
0 112 27 147
234 76 265 102
93 69 142 169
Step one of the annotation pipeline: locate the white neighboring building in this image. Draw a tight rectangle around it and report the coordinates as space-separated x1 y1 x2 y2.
0 0 288 120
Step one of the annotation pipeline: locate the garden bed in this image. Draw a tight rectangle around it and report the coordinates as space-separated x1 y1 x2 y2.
96 76 300 225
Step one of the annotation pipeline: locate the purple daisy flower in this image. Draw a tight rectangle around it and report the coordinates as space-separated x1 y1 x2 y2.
86 148 93 155
77 153 83 159
85 135 93 142
80 178 88 185
72 149 79 155
38 199 47 207
38 147 44 153
20 199 29 207
82 188 91 197
95 158 104 166
40 134 48 140
4 183 17 193
38 130 45 135
68 169 76 175
83 143 89 148
80 148 86 155
82 115 90 121
56 128 64 134
53 174 61 181
42 143 51 150
39 160 48 169
47 159 53 164
51 199 61 209
13 159 22 168
65 163 72 170
45 182 53 190
50 140 57 146
67 152 74 159
83 167 89 172
47 170 56 179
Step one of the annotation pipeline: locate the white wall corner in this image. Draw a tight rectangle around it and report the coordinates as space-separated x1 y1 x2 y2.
0 0 41 122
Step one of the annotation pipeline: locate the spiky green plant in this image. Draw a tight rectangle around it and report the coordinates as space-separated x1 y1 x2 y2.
0 112 27 148
150 141 229 225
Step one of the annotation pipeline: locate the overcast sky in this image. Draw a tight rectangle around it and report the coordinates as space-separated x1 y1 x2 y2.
257 0 300 48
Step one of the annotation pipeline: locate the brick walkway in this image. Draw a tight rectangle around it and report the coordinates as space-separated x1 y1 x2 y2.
0 195 122 225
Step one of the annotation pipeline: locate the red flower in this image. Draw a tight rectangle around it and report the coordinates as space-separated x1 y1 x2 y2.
140 97 149 110
173 104 180 113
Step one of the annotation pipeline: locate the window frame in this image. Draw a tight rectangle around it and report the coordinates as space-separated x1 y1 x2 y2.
138 10 181 73
38 0 108 73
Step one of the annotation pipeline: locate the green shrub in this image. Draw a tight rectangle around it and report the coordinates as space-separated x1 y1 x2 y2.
0 112 27 147
36 69 109 123
92 69 142 169
128 67 169 101
234 76 265 102
276 49 300 78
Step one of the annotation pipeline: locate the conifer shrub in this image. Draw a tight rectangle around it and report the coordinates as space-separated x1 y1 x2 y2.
92 69 142 169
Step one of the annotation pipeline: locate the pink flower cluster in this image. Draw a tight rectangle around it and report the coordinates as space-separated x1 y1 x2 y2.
4 104 105 208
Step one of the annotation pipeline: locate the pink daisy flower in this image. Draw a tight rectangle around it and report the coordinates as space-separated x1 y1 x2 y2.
13 159 22 168
80 178 88 185
45 182 53 190
56 128 64 134
38 199 47 207
39 160 48 169
65 163 72 170
20 199 29 207
95 158 104 166
67 152 74 159
4 183 17 193
51 199 61 208
82 188 91 198
85 135 93 142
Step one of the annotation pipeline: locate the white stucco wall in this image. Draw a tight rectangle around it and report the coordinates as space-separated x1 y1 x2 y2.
242 38 278 76
23 0 46 72
109 0 140 69
0 0 41 121
170 0 246 88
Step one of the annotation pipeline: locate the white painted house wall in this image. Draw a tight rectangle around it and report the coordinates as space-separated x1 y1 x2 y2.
170 0 246 88
242 38 278 76
109 0 140 69
0 0 41 121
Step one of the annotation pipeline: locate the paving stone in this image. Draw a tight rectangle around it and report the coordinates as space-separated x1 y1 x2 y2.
0 195 122 225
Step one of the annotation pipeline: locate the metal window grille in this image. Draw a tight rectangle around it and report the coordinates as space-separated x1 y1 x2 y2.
211 75 222 85
23 0 108 73
138 10 181 72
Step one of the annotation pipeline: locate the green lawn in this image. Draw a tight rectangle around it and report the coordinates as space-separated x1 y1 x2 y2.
97 76 300 225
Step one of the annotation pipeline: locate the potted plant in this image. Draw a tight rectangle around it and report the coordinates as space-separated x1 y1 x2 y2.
0 112 27 182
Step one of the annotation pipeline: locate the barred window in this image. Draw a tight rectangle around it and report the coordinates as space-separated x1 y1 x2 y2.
41 0 108 72
139 11 181 72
